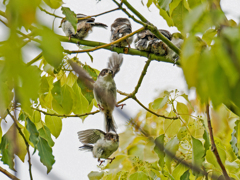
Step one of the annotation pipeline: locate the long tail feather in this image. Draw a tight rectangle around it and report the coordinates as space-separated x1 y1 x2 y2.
79 144 93 152
104 110 117 133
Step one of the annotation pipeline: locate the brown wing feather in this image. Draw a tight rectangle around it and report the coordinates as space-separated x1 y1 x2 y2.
78 129 106 144
107 53 123 77
68 60 95 90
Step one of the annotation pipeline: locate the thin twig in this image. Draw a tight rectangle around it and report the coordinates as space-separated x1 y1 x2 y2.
39 6 63 19
33 108 100 118
0 166 19 180
206 104 230 180
64 27 145 53
26 52 43 66
7 110 33 180
113 0 181 55
90 7 120 17
133 96 179 119
59 35 178 65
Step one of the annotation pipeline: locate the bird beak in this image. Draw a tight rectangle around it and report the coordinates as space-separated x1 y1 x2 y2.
109 70 113 74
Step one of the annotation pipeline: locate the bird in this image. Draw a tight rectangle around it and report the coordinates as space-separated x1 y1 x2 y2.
110 18 133 48
78 129 119 165
69 52 124 133
135 29 172 55
166 32 184 62
60 13 107 40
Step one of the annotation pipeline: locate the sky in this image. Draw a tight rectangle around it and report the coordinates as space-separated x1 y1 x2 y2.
0 0 240 179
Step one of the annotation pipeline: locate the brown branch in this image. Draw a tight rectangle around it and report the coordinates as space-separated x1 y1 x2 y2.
7 110 33 180
64 27 145 53
0 166 19 180
206 104 230 180
133 96 179 119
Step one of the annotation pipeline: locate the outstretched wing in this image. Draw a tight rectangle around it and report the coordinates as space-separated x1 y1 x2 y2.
68 60 95 90
77 129 106 144
107 52 123 77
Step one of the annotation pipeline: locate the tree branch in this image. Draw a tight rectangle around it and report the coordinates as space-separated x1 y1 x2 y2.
0 166 19 180
26 52 43 66
7 110 33 180
38 6 63 19
206 104 230 180
113 0 181 55
64 27 145 53
59 35 178 65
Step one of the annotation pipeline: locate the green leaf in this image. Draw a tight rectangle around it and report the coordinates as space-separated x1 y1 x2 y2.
164 118 181 138
86 52 93 63
66 72 77 87
146 0 153 8
158 0 172 12
26 117 39 147
202 29 217 46
177 102 189 123
72 82 93 120
37 137 55 173
192 136 205 170
159 8 174 27
43 0 63 9
40 27 63 69
154 134 165 169
152 96 168 110
230 120 240 159
0 80 13 118
129 172 149 180
88 171 104 180
51 81 73 114
0 135 14 170
173 163 188 180
165 136 179 171
33 110 41 123
171 0 188 32
61 7 77 33
180 93 194 110
180 169 190 180
203 130 210 152
38 125 55 147
45 115 62 138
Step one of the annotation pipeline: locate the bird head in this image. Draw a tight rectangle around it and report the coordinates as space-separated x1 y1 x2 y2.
106 132 119 142
98 68 113 80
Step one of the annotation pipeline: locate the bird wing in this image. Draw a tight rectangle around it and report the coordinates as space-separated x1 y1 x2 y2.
68 60 95 90
107 52 123 77
78 129 106 144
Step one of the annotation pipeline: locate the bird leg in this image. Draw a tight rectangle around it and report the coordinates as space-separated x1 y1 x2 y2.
116 103 126 109
98 158 105 166
97 104 104 111
126 39 131 48
68 35 71 40
107 157 115 164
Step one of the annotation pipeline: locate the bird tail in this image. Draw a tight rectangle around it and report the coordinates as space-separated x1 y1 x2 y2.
91 22 108 29
79 144 93 152
104 110 117 133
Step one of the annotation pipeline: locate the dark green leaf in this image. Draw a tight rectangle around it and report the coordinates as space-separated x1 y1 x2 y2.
26 117 39 147
0 135 14 170
203 130 210 152
37 137 55 173
38 125 55 147
154 134 165 169
180 170 190 180
192 136 204 172
61 7 77 32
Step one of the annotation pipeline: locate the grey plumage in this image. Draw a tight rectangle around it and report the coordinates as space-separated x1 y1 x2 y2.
135 29 172 55
110 18 133 47
69 53 124 133
78 129 119 164
60 13 107 40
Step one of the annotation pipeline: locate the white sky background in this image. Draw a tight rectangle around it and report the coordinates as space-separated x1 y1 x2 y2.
0 0 240 179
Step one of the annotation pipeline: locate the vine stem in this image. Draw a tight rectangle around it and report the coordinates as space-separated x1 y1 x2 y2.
206 104 230 180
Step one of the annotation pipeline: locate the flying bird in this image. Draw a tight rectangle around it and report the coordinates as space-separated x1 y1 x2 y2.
78 129 119 165
110 18 133 48
60 14 107 40
69 52 124 133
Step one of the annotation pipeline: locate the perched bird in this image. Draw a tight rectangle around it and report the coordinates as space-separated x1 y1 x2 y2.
78 129 119 165
60 14 107 40
135 29 172 55
166 33 184 62
110 18 133 48
69 53 124 133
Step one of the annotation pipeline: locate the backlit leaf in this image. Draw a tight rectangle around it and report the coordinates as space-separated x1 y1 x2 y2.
129 171 149 180
45 115 62 138
61 7 77 33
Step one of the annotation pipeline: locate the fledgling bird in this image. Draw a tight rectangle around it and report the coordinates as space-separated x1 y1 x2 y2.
60 14 107 40
69 53 124 133
135 29 172 55
110 18 133 48
78 129 119 165
166 32 184 62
